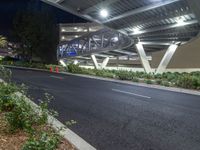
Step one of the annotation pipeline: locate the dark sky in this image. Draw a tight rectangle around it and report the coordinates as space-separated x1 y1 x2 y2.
0 0 87 38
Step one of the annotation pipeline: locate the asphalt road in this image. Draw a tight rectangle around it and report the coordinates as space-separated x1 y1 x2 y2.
11 68 200 150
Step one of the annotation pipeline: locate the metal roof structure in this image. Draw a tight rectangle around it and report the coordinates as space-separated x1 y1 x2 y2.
42 0 200 73
42 0 200 53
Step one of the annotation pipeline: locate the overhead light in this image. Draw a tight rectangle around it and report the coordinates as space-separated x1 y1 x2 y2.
176 18 186 26
113 37 119 42
77 28 82 32
100 9 108 18
84 29 88 32
74 27 78 30
61 29 66 32
133 28 140 33
75 35 78 38
62 36 65 40
132 28 141 34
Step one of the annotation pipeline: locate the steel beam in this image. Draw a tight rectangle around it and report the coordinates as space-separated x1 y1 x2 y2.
103 0 180 23
186 0 200 22
117 12 193 31
135 42 152 73
156 44 178 74
82 0 120 14
111 50 137 56
129 20 199 36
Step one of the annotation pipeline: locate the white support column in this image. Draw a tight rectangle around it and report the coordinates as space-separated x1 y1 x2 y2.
91 55 110 69
156 44 178 74
91 54 99 69
101 57 110 69
136 42 152 73
59 59 67 67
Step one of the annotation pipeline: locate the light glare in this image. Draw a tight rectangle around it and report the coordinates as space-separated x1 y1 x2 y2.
100 9 108 18
133 28 141 34
176 18 186 26
113 37 119 42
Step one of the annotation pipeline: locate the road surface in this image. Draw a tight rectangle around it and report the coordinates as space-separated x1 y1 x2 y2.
11 68 200 150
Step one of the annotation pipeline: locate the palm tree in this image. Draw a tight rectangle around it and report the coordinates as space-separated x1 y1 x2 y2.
0 35 7 48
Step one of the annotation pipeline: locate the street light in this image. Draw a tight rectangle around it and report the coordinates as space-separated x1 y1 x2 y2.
133 28 141 34
100 9 108 18
176 18 186 26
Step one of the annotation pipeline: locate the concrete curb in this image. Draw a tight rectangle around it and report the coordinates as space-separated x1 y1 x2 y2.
0 76 96 150
5 65 200 96
61 72 200 96
18 93 96 150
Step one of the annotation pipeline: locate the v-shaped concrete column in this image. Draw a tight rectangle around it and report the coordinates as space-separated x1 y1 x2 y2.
91 54 110 69
156 44 178 74
135 42 152 74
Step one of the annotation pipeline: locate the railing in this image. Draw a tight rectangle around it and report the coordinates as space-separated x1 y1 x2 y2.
58 28 133 59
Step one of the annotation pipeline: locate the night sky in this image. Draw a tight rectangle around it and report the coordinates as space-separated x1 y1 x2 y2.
0 0 87 39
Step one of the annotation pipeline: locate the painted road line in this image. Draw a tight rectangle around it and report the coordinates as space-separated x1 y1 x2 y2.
112 89 151 99
50 75 64 80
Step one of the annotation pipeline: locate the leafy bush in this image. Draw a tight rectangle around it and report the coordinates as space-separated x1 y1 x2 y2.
0 65 12 82
0 83 18 111
144 79 153 84
5 94 42 133
161 81 170 87
155 79 162 85
22 132 60 150
67 64 83 74
176 75 200 89
0 83 49 133
94 69 115 78
132 78 139 82
116 71 133 80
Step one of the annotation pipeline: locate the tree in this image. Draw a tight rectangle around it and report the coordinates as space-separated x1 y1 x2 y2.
0 35 7 48
13 3 59 64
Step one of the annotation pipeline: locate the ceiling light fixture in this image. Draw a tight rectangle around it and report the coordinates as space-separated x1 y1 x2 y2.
176 18 186 26
132 28 141 34
100 9 109 18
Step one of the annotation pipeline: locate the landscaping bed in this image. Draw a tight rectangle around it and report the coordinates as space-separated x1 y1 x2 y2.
0 113 76 150
0 66 76 150
1 59 200 90
68 64 200 90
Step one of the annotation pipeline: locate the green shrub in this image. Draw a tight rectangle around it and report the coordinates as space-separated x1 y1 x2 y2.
154 73 162 79
116 71 133 80
0 65 12 82
144 79 153 84
67 64 83 73
141 73 153 79
166 73 178 82
0 83 18 111
0 83 49 133
22 132 60 150
94 69 115 78
155 79 162 85
190 71 200 77
5 94 41 133
132 78 139 82
81 68 96 76
176 75 200 89
161 81 170 87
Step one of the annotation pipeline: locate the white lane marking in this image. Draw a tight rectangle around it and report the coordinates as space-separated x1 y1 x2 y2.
112 89 151 99
50 75 64 79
